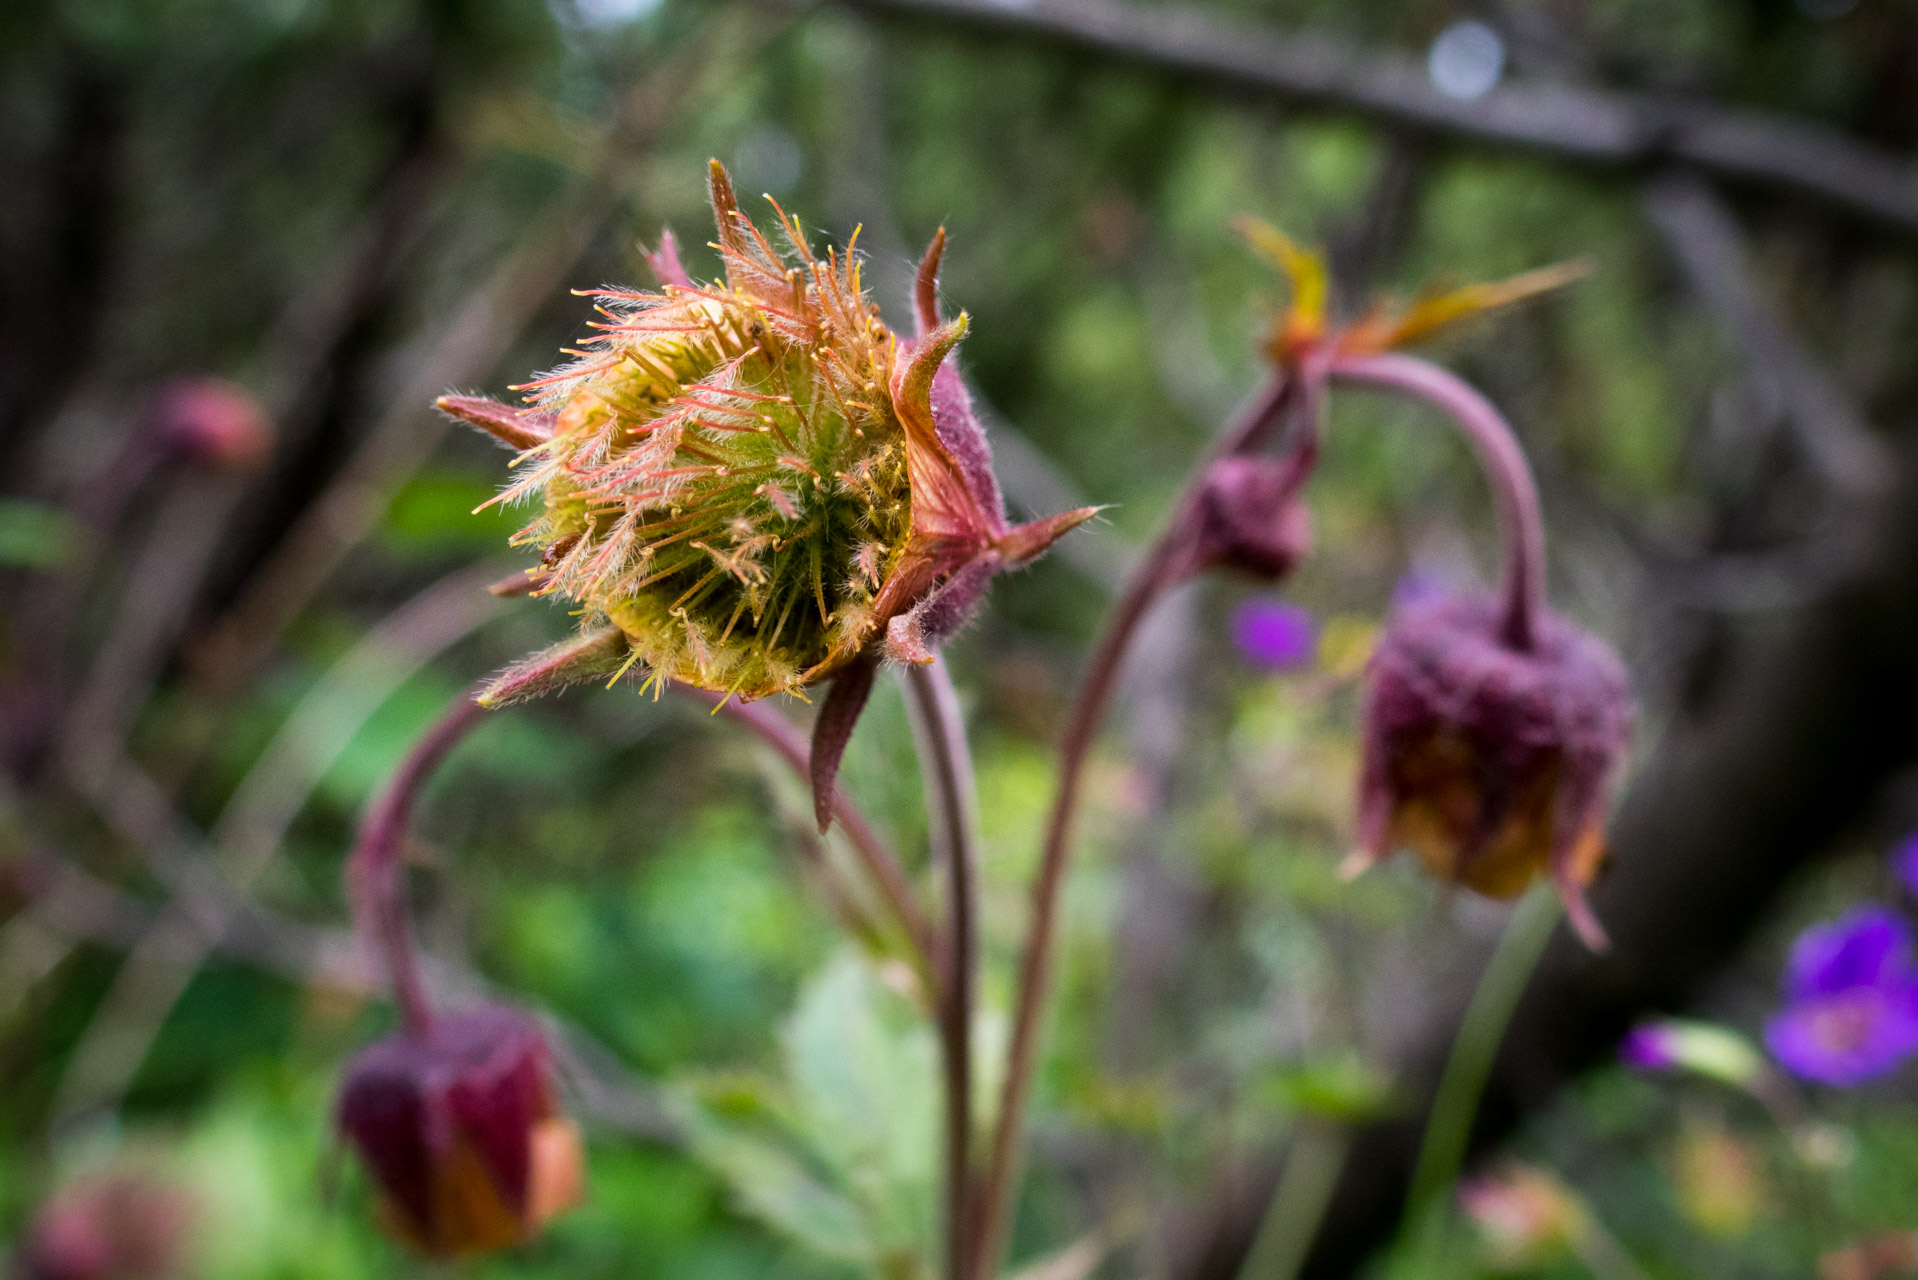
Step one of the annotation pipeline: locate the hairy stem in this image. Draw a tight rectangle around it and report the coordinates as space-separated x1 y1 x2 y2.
1329 352 1546 650
975 374 1298 1279
683 688 941 990
346 692 488 1034
903 658 983 1280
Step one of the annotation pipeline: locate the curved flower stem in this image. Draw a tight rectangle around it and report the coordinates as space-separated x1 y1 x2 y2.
346 692 489 1035
973 373 1300 1280
1328 353 1546 651
350 683 934 1037
681 688 941 993
902 658 983 1280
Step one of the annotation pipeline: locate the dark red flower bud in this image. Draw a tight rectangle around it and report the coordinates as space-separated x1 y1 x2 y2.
336 1005 583 1259
145 377 273 472
18 1172 195 1280
1349 593 1632 948
1183 454 1313 580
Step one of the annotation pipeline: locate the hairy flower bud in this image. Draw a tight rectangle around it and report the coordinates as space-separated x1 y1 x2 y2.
1348 593 1632 947
446 163 1092 716
1183 454 1313 580
336 1005 583 1259
18 1173 194 1280
144 377 273 472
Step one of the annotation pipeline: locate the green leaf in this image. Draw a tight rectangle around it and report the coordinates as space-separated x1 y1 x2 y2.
669 1080 873 1264
0 499 80 569
673 951 939 1278
1259 1052 1394 1122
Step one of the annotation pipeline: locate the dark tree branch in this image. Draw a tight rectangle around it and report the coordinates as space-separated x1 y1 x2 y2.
839 0 1918 237
0 43 123 460
1641 171 1891 500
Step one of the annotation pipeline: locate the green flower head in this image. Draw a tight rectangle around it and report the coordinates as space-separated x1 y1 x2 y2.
442 162 1093 716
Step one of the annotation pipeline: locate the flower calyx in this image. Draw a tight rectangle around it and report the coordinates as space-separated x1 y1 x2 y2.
1346 591 1632 949
442 162 1093 832
1233 215 1587 370
1173 449 1315 582
336 1004 584 1259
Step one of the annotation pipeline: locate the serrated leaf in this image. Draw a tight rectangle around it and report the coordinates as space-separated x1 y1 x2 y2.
670 1085 874 1263
672 951 939 1278
782 952 939 1248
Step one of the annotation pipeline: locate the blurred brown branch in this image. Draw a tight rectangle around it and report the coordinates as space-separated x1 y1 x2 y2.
1641 171 1890 501
1630 171 1890 612
841 0 1918 237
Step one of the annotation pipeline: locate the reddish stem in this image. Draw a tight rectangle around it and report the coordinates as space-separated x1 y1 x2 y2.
973 373 1300 1280
346 693 488 1034
902 660 983 1280
680 688 940 989
1328 352 1546 650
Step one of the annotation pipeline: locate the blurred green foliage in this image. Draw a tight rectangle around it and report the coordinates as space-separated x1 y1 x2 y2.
9 0 1918 1275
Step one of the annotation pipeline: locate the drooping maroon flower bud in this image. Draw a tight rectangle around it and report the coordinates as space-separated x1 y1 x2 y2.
1181 453 1313 580
18 1171 195 1280
144 377 273 472
1349 593 1632 948
336 1004 583 1259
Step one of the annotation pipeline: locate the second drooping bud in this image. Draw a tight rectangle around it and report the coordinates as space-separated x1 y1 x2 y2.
1181 453 1314 581
1348 592 1632 948
336 1005 583 1260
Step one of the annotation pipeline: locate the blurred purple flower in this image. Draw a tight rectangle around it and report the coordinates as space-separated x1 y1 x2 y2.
1616 1017 1764 1087
1231 598 1317 671
1389 568 1449 611
1764 906 1918 1086
1894 832 1918 898
1619 1024 1678 1072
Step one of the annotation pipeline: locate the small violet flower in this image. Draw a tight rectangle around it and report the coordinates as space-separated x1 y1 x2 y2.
1389 568 1449 611
1618 1017 1765 1089
1231 598 1317 671
1618 1023 1677 1072
1764 906 1918 1086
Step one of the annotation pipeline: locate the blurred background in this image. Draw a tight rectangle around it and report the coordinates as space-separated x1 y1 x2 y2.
7 0 1918 1276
